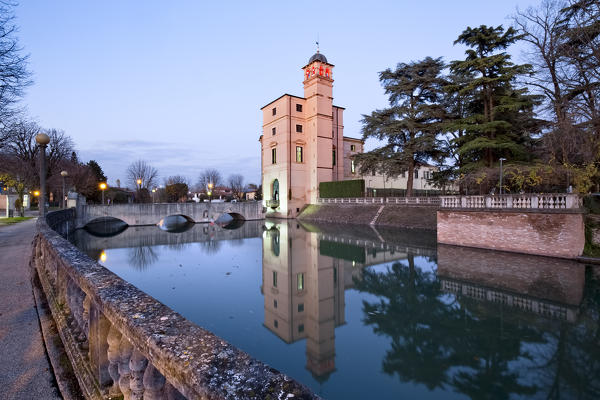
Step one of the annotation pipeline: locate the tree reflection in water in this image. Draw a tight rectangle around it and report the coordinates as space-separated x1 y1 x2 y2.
354 256 600 399
127 246 159 270
198 239 222 255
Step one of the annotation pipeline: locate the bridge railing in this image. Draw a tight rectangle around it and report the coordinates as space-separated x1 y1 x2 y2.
318 196 441 206
439 193 582 210
33 210 317 399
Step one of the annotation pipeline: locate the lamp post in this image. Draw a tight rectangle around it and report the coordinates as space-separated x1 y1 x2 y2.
499 158 507 195
35 133 50 217
152 187 156 203
99 182 107 205
207 182 214 203
60 170 68 209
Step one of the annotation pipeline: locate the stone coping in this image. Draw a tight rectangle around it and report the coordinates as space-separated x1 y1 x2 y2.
37 211 318 399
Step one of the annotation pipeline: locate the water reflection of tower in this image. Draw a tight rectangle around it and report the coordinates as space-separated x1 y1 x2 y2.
262 220 345 380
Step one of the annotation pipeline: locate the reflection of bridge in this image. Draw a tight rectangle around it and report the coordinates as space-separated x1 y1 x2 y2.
75 202 265 228
72 220 263 252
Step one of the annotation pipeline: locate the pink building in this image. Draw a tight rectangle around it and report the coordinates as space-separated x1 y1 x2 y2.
260 50 363 218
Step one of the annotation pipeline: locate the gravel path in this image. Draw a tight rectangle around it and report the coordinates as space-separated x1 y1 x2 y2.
0 218 62 399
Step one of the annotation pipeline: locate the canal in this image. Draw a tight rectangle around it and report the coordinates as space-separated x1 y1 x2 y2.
71 219 600 399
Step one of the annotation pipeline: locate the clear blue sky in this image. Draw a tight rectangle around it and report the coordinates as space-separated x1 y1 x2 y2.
15 0 537 188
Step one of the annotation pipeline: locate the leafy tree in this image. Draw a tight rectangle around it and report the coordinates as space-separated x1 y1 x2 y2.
514 0 595 167
356 57 446 196
449 25 543 173
164 175 189 202
126 159 158 190
87 160 107 182
228 174 244 200
0 2 31 126
197 168 222 191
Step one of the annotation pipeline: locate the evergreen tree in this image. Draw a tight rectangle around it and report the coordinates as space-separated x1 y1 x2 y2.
87 160 107 182
449 25 543 172
356 57 445 196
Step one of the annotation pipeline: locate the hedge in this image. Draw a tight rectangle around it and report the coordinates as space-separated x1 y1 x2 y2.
319 179 365 198
319 240 366 263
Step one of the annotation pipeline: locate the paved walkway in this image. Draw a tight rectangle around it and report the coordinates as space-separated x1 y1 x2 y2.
0 218 61 399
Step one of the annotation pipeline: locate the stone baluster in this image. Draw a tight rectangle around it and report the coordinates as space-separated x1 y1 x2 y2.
107 325 122 397
118 337 134 400
129 349 148 400
143 364 166 400
164 382 187 400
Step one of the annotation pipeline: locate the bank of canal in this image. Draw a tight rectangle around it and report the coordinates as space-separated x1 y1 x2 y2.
71 219 600 399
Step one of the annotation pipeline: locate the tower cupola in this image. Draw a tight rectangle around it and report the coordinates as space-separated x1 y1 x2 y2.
303 49 334 82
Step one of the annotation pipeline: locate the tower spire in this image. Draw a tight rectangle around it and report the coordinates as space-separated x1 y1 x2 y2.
316 34 319 53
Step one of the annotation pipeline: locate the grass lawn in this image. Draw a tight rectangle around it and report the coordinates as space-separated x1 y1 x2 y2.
0 216 34 225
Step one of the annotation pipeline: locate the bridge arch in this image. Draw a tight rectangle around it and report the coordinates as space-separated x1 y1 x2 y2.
157 214 195 232
83 217 128 237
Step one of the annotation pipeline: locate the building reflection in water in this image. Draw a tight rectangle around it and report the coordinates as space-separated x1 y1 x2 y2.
261 219 597 394
261 220 424 381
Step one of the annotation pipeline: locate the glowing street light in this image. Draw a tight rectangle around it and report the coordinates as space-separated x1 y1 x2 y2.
99 182 107 204
33 190 40 197
136 178 142 188
151 187 156 203
207 182 214 202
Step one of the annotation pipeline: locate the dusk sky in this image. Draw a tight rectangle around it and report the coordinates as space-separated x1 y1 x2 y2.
16 1 537 188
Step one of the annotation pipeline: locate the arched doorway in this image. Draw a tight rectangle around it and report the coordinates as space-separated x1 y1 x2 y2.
272 179 279 201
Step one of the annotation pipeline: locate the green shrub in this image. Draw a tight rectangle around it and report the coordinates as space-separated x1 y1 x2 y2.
319 179 365 198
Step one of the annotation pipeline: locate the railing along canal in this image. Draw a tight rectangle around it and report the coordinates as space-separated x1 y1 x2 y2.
318 196 441 205
439 193 582 209
33 209 317 400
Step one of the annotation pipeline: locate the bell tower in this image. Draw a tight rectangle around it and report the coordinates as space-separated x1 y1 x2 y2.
302 50 335 203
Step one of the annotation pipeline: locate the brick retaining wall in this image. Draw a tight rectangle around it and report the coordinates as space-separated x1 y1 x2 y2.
298 204 437 230
437 210 585 259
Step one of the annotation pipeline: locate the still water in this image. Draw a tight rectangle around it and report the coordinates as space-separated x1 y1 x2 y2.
71 218 600 400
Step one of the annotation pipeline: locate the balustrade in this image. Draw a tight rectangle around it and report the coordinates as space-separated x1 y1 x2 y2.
318 196 441 206
439 193 581 210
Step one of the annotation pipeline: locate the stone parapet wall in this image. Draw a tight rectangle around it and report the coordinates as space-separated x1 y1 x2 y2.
437 210 585 258
32 210 318 399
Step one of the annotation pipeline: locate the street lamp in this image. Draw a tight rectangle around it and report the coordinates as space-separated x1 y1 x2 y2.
499 158 507 195
137 178 142 189
35 133 50 217
60 170 68 209
151 187 156 203
207 182 214 202
99 182 107 205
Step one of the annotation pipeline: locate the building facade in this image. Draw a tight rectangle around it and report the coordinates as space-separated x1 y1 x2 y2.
260 51 362 218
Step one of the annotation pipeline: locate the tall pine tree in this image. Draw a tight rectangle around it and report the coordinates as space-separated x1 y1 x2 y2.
449 25 543 172
356 57 445 196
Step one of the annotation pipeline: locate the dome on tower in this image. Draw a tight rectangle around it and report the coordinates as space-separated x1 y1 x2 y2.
308 51 328 64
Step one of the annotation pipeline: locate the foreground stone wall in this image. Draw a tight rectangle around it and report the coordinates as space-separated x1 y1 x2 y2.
34 210 318 399
298 204 437 230
437 210 585 258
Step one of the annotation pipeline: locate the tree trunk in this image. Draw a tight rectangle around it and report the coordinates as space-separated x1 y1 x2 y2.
407 160 415 197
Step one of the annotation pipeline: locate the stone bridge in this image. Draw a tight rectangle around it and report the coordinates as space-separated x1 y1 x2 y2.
75 202 265 228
